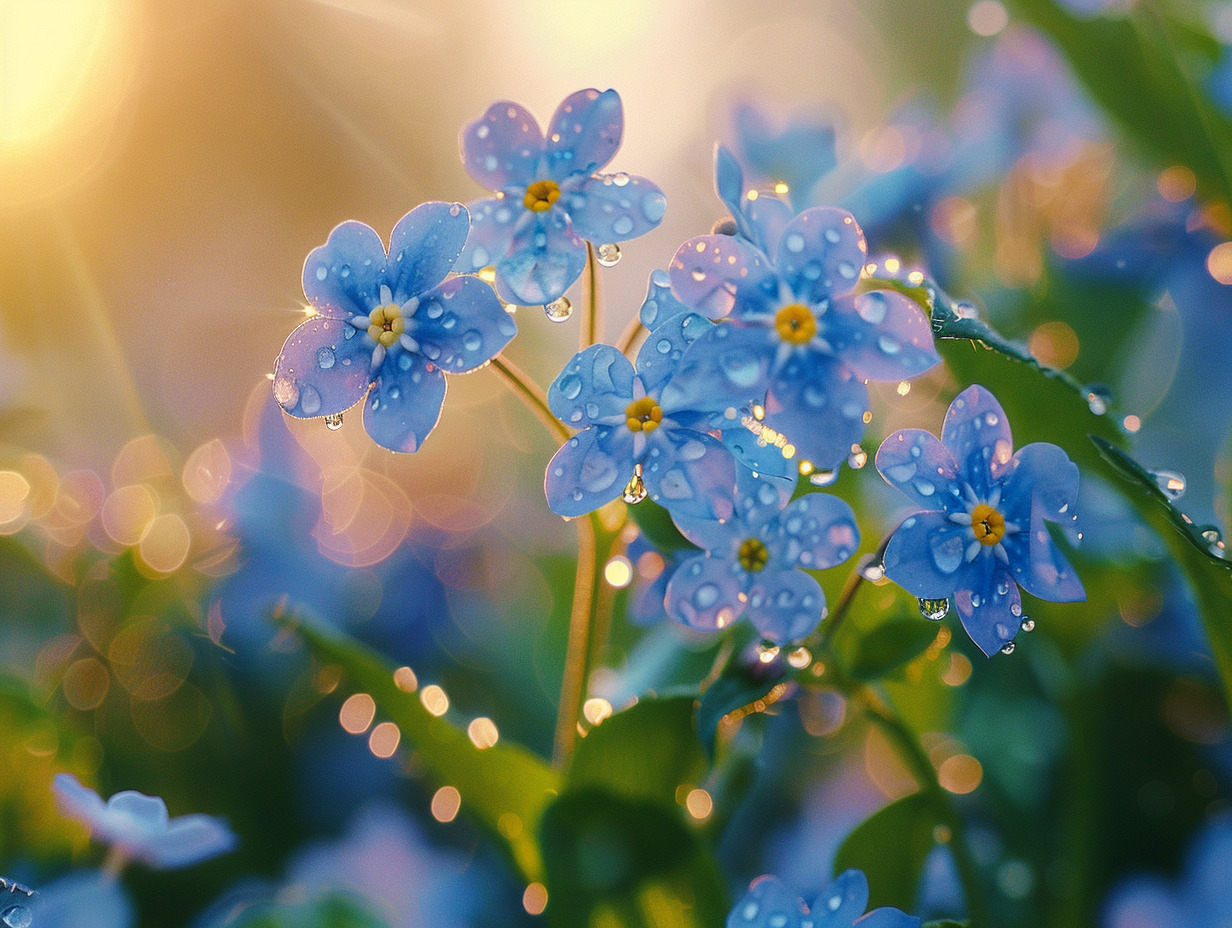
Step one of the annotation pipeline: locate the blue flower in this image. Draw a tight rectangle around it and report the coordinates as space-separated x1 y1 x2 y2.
53 774 237 869
661 199 941 470
273 201 516 452
666 473 858 643
731 102 837 202
456 89 667 305
1103 814 1232 928
875 385 1085 656
28 871 133 928
727 871 919 928
545 331 736 520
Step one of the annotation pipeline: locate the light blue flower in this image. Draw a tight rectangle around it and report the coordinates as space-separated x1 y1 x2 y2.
456 89 667 305
727 871 919 928
545 333 736 520
666 472 858 643
28 871 133 928
731 102 837 202
661 198 940 470
53 774 237 870
875 384 1085 656
274 201 516 452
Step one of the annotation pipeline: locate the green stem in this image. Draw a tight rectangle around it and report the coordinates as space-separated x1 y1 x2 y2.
616 313 645 356
813 531 894 651
553 511 607 767
582 243 601 349
489 354 571 444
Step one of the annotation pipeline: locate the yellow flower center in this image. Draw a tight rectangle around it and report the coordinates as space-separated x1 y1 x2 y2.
737 537 769 573
774 303 817 345
523 179 562 213
367 304 406 347
970 503 1006 546
624 397 663 433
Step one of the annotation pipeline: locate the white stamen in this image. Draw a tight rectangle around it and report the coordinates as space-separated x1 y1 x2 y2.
400 334 419 353
379 284 393 304
965 540 982 563
371 344 386 369
350 315 370 328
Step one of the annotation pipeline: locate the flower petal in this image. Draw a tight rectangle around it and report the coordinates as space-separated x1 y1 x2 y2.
639 268 694 330
456 197 520 274
669 234 778 319
876 429 964 514
954 564 1022 657
825 290 940 382
53 773 107 826
642 429 736 521
764 353 869 470
409 275 516 374
849 908 921 928
496 210 587 305
811 870 869 928
1002 441 1081 539
363 355 446 453
774 207 867 304
107 791 170 831
666 553 745 633
302 220 387 319
717 422 800 483
564 173 666 243
942 385 1014 497
1001 515 1085 603
146 815 237 869
460 100 543 191
744 194 795 258
273 316 371 419
747 568 825 643
544 88 623 180
726 875 808 928
548 344 635 428
883 510 983 598
387 201 471 301
637 311 714 397
659 323 775 415
769 492 859 570
544 426 633 517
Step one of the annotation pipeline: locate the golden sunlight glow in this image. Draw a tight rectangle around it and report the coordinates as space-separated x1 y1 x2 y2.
431 785 461 822
339 693 376 733
467 717 500 749
1207 242 1232 284
522 882 548 916
368 721 401 758
421 684 449 716
685 788 713 820
583 697 613 725
604 555 633 588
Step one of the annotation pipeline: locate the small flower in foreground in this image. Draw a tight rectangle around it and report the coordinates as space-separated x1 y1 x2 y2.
273 201 515 452
727 871 919 928
667 472 858 643
876 384 1085 656
53 773 237 869
456 88 666 306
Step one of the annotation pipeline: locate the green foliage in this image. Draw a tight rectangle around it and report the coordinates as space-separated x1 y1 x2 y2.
845 619 941 682
226 893 389 928
697 671 785 761
834 792 941 913
627 498 698 553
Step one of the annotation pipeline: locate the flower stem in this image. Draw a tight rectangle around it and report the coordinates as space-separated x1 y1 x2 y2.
489 354 571 444
102 846 130 880
582 243 601 349
814 531 894 651
615 313 645 356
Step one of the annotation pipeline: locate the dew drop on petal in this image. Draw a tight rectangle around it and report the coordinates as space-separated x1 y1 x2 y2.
919 598 950 621
859 556 885 582
808 468 838 487
612 216 634 236
693 583 720 609
596 243 621 266
785 233 806 253
545 297 573 322
1020 617 1035 633
824 228 841 244
2 905 33 928
1000 641 1016 655
300 385 322 415
324 413 344 431
1085 384 1112 416
317 347 336 369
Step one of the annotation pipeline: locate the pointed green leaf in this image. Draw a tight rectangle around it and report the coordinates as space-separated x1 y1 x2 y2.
834 792 941 912
846 619 941 682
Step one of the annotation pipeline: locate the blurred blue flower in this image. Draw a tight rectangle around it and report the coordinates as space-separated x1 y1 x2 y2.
1103 814 1232 928
667 473 858 643
661 202 939 470
456 89 666 305
274 201 515 452
29 871 133 928
53 774 237 870
731 102 837 202
727 871 919 928
545 337 737 520
876 384 1085 656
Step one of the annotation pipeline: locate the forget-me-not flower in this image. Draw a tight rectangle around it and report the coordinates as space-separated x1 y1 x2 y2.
727 871 919 928
667 472 858 643
274 201 515 452
876 384 1085 656
53 773 237 869
456 88 666 306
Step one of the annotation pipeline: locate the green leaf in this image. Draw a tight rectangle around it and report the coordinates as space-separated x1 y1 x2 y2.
292 619 560 882
696 672 786 761
834 792 941 912
1091 436 1232 709
846 619 941 682
568 695 706 805
227 894 389 928
539 789 729 928
627 499 698 553
922 921 971 928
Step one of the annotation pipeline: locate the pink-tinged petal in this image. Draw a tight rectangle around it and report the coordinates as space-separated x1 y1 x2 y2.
769 492 859 570
564 173 666 243
273 316 371 419
882 510 985 598
548 344 635 428
362 355 445 453
942 385 1014 497
544 88 623 180
460 100 543 191
825 290 940 382
544 426 634 517
409 275 516 374
669 234 778 320
774 207 867 304
666 553 745 633
641 429 736 521
763 353 868 470
302 220 387 319
746 568 825 643
496 211 587 305
955 565 1023 657
876 429 965 514
456 197 520 273
387 201 471 302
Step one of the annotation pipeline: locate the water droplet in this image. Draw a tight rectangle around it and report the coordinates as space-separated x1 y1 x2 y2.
1200 526 1226 557
808 468 838 487
784 232 806 253
596 243 621 266
824 228 841 244
1152 469 1187 500
847 445 868 469
544 297 573 322
919 598 950 621
838 260 857 279
694 583 720 609
955 300 979 319
449 202 462 217
1000 641 1016 655
315 265 328 280
324 413 344 431
1085 384 1112 416
1 906 32 928
858 556 885 582
622 469 647 504
463 330 483 352
787 647 811 669
1019 618 1035 633
612 216 634 236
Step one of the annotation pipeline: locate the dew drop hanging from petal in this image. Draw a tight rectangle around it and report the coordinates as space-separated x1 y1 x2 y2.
919 598 950 621
622 465 647 504
808 468 839 487
1019 617 1035 633
1000 641 1016 655
324 413 345 431
544 296 573 322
